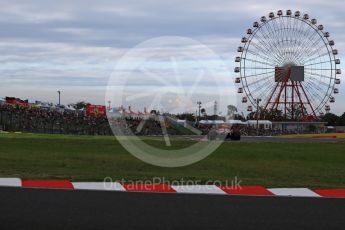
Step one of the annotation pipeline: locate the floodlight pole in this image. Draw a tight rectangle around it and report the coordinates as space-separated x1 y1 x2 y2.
197 101 202 121
57 91 61 106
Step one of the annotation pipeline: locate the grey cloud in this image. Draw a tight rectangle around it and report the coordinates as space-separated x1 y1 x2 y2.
0 0 344 113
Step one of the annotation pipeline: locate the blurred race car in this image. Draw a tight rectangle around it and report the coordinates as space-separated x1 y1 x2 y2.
207 124 241 141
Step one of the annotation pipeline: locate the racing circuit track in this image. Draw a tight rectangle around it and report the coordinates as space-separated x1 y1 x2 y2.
240 136 344 143
189 135 345 143
1 187 345 230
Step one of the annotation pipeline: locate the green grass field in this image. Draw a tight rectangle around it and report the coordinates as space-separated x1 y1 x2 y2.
0 133 344 188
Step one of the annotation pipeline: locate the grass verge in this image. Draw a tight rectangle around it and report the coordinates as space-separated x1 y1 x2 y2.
0 133 344 188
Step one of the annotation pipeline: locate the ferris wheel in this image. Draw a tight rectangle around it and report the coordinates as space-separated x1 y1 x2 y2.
235 10 341 119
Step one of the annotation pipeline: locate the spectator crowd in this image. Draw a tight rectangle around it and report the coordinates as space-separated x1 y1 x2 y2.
0 103 166 136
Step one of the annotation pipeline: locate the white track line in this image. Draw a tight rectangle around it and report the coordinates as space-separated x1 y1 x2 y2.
72 182 125 191
268 188 321 197
0 178 21 187
171 185 226 194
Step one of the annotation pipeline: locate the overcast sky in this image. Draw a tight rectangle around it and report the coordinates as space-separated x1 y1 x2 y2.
0 0 344 114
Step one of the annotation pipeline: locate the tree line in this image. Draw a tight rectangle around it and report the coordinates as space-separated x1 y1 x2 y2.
321 113 345 126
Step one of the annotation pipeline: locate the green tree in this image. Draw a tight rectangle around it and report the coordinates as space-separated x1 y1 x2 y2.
321 113 339 126
261 108 283 121
227 105 237 119
286 104 305 121
339 112 345 126
176 113 195 122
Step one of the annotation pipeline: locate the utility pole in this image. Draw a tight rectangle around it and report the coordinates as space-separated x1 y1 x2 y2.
107 100 111 110
213 100 218 122
255 98 261 136
57 91 61 106
197 101 202 121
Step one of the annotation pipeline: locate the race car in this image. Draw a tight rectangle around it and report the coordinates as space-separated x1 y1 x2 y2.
207 124 241 141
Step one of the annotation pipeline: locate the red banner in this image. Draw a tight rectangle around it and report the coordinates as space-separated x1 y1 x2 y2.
85 104 106 117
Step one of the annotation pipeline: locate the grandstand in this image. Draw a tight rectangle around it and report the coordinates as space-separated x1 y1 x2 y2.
0 96 334 136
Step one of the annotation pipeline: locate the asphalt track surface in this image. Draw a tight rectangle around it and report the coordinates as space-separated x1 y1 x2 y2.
1 187 345 230
240 136 344 143
189 135 344 143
